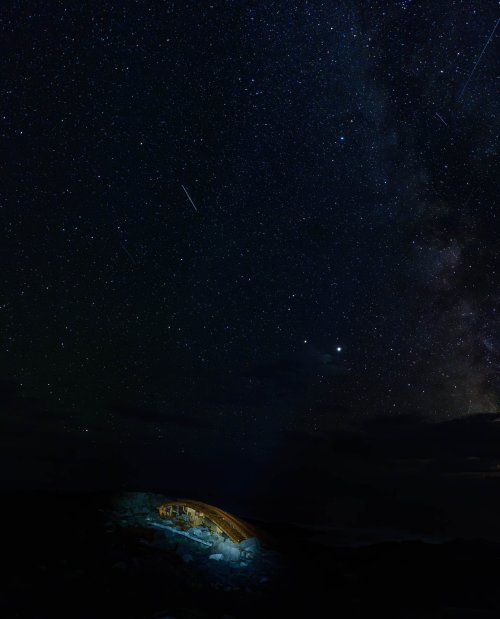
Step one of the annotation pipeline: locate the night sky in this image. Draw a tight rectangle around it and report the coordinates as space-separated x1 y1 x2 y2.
0 2 498 499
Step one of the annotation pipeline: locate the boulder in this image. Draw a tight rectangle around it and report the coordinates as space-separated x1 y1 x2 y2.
209 553 223 561
239 537 260 552
212 540 241 562
113 561 128 570
175 542 191 558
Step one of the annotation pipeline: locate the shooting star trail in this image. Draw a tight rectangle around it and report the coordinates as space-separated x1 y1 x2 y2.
435 112 448 127
181 184 198 212
459 17 499 99
120 241 137 266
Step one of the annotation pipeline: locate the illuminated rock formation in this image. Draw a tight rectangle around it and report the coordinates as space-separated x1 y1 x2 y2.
156 499 258 544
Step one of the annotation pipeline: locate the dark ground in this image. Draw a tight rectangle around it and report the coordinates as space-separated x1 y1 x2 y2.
2 492 500 619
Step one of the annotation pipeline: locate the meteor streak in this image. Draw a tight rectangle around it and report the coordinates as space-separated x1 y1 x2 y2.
181 184 198 212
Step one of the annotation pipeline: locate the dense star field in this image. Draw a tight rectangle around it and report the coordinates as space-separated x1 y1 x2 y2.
0 1 498 493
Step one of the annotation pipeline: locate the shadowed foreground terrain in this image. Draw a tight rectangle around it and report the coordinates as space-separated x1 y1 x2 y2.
2 492 500 618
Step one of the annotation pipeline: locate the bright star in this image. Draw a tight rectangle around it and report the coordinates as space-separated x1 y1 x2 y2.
336 346 342 352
